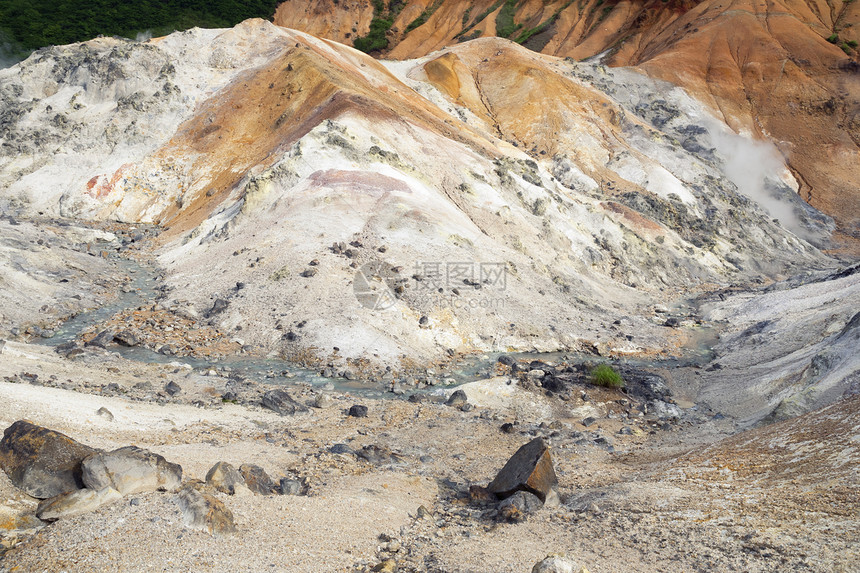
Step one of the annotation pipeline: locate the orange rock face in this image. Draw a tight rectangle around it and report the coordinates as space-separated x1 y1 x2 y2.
273 0 860 249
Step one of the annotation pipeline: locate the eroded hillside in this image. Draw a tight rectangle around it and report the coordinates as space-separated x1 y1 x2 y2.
274 0 860 249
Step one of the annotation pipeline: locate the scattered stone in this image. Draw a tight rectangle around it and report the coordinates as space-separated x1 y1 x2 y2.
528 369 546 380
314 393 334 408
205 462 246 495
300 268 317 277
36 486 122 521
488 438 557 503
329 444 354 455
164 381 182 396
581 417 596 427
357 445 401 466
416 505 431 519
81 446 182 495
96 407 114 421
113 330 140 347
498 490 543 522
348 404 368 418
278 478 302 495
419 315 429 326
86 329 115 348
205 298 230 318
260 389 308 416
468 484 496 504
446 389 468 407
500 422 516 434
175 484 236 535
0 420 98 499
497 355 517 368
238 464 275 495
532 554 585 573
158 344 176 355
371 559 397 573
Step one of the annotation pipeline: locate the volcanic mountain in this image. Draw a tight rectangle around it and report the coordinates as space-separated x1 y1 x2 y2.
274 0 860 248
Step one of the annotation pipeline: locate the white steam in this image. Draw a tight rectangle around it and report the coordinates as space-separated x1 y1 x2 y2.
135 30 153 43
707 125 806 237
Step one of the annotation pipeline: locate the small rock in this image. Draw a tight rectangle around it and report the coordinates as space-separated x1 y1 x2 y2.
488 438 557 503
498 490 543 522
300 268 317 278
113 330 140 347
500 422 516 434
446 389 468 407
385 540 401 553
82 446 182 495
278 478 302 495
497 355 517 368
36 486 122 521
96 407 114 421
532 554 584 573
314 393 334 408
175 484 236 535
86 329 115 348
581 417 596 427
0 420 98 499
164 381 182 396
357 445 401 465
418 315 429 326
206 298 230 318
468 484 496 504
329 444 353 455
239 464 275 495
348 404 368 418
205 462 246 495
416 505 431 519
261 389 308 416
371 559 397 573
528 369 546 380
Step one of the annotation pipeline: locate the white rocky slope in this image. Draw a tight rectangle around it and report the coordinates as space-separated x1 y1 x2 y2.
0 20 850 392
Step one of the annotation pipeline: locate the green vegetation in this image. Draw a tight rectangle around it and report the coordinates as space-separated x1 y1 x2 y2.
406 0 444 33
0 0 278 59
847 39 858 48
495 0 522 38
591 364 624 388
827 33 839 43
514 0 573 45
456 0 503 38
354 0 405 53
462 7 472 26
841 42 854 54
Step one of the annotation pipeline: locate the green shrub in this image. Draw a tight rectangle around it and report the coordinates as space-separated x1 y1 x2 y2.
827 33 839 43
495 0 522 38
847 40 858 48
591 364 624 388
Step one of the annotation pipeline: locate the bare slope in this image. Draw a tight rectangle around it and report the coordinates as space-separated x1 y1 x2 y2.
274 0 860 249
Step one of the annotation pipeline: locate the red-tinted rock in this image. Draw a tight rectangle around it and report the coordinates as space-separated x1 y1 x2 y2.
488 438 557 503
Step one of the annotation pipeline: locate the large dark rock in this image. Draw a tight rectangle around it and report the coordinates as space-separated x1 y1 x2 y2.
238 464 275 495
488 438 557 503
81 446 182 495
260 389 308 416
0 420 98 499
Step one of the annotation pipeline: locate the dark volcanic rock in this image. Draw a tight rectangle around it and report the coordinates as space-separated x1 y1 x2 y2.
446 389 468 407
0 420 98 499
164 381 182 396
261 389 308 416
348 404 368 418
205 298 230 318
357 444 402 466
86 329 115 348
239 464 275 495
113 330 140 347
82 445 182 495
488 438 557 503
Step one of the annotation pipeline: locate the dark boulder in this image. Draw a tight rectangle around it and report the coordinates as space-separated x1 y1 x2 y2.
239 464 275 495
0 420 98 499
261 389 308 416
488 438 557 503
